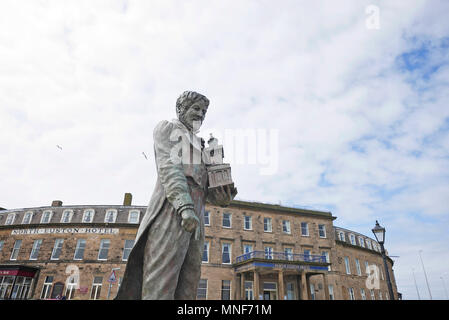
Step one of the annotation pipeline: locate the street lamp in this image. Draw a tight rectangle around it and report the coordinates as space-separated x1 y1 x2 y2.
372 220 395 300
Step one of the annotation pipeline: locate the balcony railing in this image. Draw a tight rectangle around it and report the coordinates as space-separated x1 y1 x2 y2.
235 251 327 264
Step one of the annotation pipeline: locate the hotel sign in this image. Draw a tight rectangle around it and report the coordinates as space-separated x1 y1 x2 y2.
11 228 119 235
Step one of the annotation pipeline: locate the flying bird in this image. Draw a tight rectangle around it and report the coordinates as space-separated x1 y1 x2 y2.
56 145 63 150
142 152 148 160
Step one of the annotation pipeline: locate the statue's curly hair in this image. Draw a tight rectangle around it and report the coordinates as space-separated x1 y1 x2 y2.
176 91 209 118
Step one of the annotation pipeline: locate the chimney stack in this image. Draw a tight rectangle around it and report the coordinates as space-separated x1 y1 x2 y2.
52 200 63 207
123 193 132 206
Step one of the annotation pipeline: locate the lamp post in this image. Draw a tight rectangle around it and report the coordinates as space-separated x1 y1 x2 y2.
372 220 395 300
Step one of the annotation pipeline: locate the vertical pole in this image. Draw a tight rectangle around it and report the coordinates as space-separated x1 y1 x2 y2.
412 268 421 300
240 273 245 300
322 273 330 300
300 272 308 300
379 243 395 300
419 250 432 300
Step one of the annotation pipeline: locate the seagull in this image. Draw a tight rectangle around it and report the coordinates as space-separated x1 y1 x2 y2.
56 145 63 150
142 152 148 160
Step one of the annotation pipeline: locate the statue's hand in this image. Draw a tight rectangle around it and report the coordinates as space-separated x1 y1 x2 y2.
209 185 238 207
181 209 200 233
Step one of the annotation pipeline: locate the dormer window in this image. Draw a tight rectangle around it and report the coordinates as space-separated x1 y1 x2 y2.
41 210 53 224
5 213 16 225
61 210 73 223
22 211 33 224
128 210 140 224
105 209 117 223
82 209 95 223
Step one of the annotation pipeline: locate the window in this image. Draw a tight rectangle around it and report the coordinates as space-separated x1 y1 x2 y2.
372 241 378 252
385 292 389 300
361 288 367 300
328 285 334 300
380 265 384 280
41 210 52 224
222 243 231 264
338 231 345 241
365 261 370 275
74 239 86 260
264 246 273 259
90 277 102 300
318 224 326 238
301 222 309 236
284 247 293 261
344 257 351 274
355 259 362 276
128 210 140 223
244 281 254 300
221 280 231 300
282 220 291 234
105 210 117 223
30 239 42 260
379 291 383 300
204 211 210 226
350 234 356 245
40 276 53 299
243 244 253 254
0 240 4 253
122 240 134 261
370 289 375 300
202 241 210 263
357 237 365 247
264 218 272 232
82 209 95 223
98 239 110 260
51 239 64 260
286 282 295 300
5 213 16 225
322 251 331 271
244 215 252 230
22 212 33 224
348 287 355 300
61 210 73 223
197 279 207 299
65 277 77 300
310 284 315 300
10 240 22 260
365 239 372 250
304 249 311 262
222 213 231 228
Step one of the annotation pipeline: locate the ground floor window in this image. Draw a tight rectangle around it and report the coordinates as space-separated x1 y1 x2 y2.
348 287 355 300
221 280 231 300
65 277 77 300
310 284 315 300
244 281 254 300
328 285 334 300
0 276 14 299
197 279 207 299
40 276 53 299
263 282 277 300
286 282 295 300
90 277 103 300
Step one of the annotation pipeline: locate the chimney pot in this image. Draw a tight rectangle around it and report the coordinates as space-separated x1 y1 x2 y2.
52 200 63 207
123 193 132 206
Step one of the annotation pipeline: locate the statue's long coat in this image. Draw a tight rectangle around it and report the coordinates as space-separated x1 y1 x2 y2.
115 119 216 300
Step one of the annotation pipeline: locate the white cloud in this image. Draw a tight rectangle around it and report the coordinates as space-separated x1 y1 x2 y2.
1 0 448 299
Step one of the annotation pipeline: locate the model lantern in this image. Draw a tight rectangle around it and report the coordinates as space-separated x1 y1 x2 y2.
204 134 234 190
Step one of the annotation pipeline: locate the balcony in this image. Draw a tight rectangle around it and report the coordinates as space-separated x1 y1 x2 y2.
235 251 327 264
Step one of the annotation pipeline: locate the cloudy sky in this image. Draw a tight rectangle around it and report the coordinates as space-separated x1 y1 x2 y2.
1 0 448 299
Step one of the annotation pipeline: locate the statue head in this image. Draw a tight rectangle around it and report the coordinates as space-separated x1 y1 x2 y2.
176 91 209 131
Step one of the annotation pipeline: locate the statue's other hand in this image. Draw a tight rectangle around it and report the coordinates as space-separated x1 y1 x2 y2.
181 209 199 233
210 185 237 207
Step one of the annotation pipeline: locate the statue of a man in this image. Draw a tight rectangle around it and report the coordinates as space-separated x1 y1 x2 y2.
115 91 237 300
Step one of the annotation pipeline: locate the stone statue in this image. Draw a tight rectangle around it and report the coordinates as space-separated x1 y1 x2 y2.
115 91 237 300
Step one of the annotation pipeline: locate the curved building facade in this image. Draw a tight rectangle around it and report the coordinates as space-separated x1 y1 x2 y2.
0 196 398 300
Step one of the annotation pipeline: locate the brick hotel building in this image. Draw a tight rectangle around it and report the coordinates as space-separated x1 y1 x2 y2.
0 195 399 300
